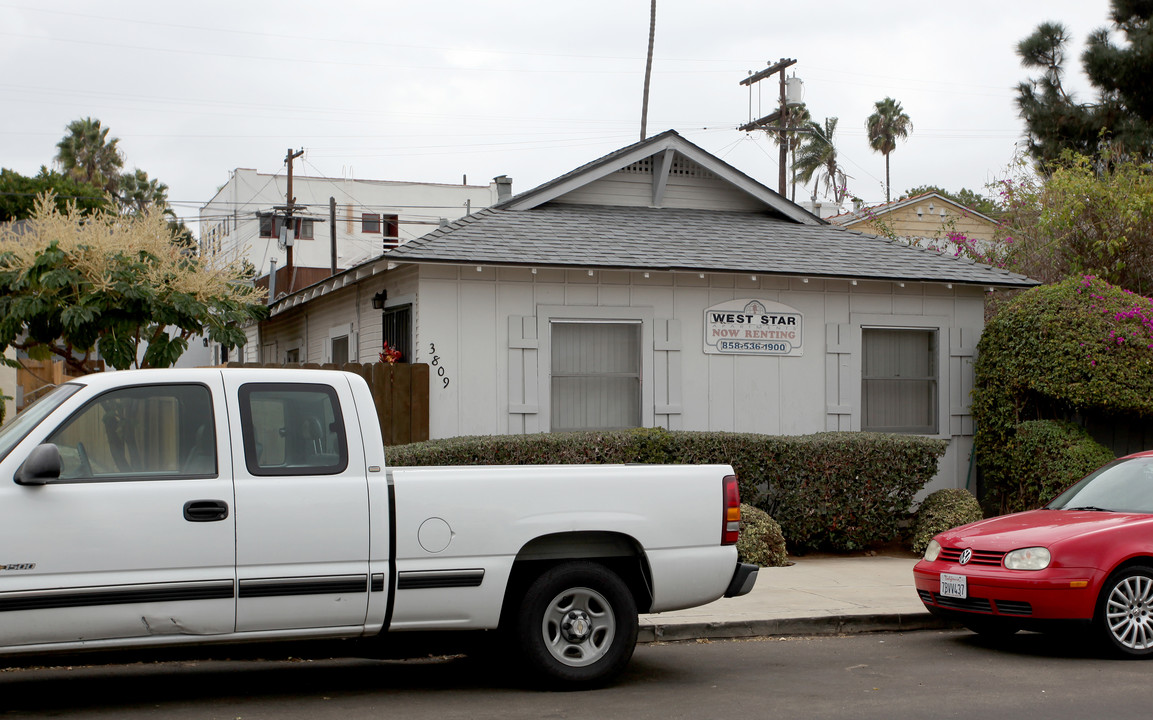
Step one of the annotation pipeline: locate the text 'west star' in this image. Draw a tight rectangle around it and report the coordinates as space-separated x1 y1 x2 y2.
709 313 798 325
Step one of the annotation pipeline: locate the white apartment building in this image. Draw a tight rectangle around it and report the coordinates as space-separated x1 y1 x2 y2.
198 168 508 293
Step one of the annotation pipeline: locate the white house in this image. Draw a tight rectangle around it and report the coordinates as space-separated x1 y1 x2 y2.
249 131 1036 493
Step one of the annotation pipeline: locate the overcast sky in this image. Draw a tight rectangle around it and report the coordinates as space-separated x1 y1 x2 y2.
0 0 1118 232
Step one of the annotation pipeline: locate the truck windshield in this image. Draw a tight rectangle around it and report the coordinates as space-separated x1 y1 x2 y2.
0 383 83 464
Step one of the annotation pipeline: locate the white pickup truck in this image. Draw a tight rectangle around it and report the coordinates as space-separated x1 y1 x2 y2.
0 368 756 687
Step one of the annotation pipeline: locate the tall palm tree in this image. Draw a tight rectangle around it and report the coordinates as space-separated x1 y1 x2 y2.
865 97 912 202
793 117 849 205
117 168 171 216
55 117 123 195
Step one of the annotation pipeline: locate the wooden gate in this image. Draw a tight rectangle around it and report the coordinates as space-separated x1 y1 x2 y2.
226 361 429 446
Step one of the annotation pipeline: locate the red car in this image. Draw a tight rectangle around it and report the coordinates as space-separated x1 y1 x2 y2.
914 450 1153 656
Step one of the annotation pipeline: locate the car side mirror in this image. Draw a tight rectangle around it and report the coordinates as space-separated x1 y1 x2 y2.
14 444 62 486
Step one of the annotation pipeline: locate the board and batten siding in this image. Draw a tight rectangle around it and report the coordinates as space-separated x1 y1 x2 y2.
408 265 985 494
556 165 768 212
253 267 419 368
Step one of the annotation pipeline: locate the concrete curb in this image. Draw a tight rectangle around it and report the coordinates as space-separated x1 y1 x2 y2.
638 612 952 643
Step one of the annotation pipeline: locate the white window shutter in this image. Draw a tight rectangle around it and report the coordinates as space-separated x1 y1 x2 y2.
507 316 539 433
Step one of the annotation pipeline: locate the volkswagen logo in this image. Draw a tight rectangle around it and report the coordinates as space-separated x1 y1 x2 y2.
959 548 973 565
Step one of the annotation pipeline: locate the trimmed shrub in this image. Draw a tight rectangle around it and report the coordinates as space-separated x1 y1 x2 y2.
974 276 1153 511
387 427 949 553
737 504 788 567
910 489 984 554
989 419 1115 514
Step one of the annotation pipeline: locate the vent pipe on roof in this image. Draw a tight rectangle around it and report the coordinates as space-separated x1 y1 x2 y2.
494 175 513 203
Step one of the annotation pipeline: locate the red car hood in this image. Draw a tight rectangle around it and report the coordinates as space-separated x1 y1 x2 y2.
937 509 1153 550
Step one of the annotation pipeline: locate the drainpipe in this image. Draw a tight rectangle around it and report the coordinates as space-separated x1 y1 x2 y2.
268 258 277 305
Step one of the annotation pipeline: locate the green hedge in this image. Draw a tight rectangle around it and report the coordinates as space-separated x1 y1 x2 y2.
910 488 984 554
386 428 948 553
984 419 1115 515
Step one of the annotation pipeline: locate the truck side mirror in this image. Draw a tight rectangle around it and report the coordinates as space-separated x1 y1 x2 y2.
14 444 62 486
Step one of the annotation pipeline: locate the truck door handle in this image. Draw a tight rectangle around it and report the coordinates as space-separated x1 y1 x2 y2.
183 499 230 522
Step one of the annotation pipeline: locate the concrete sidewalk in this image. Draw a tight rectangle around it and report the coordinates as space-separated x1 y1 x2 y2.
639 553 947 643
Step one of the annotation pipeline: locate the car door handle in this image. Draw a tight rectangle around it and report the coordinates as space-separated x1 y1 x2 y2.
184 499 230 522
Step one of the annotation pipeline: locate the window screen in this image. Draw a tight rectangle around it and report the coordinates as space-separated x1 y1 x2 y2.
550 320 641 432
862 328 938 434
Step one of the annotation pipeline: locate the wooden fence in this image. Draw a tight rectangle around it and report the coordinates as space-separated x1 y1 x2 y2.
15 358 102 411
226 361 429 446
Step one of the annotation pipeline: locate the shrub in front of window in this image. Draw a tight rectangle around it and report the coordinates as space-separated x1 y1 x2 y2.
910 488 984 554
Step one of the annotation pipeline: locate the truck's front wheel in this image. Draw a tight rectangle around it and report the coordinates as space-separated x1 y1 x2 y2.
515 561 638 689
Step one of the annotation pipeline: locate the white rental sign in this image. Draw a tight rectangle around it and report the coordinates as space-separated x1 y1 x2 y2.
703 299 803 357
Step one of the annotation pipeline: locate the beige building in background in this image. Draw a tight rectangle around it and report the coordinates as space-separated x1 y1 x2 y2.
830 192 1002 251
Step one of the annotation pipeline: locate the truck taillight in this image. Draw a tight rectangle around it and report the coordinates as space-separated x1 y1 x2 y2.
722 474 740 545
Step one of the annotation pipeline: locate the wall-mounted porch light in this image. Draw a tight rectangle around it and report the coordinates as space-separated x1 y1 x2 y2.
371 290 387 310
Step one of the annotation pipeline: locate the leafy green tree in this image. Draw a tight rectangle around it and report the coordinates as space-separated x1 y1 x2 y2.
902 185 1000 217
0 195 267 374
54 117 124 194
995 151 1153 294
865 97 912 202
792 117 848 205
1084 0 1153 125
0 167 107 221
1016 3 1153 170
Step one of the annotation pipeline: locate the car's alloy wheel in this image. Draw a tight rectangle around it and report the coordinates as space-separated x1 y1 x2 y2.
1099 566 1153 656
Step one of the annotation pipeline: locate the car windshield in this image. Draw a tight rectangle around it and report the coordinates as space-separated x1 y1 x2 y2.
0 383 83 464
1047 456 1153 513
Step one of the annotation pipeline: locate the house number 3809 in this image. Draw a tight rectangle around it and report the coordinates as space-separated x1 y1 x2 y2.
429 343 451 389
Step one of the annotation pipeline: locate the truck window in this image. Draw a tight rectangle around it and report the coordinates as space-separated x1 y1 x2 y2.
238 383 348 476
45 384 217 481
0 383 82 464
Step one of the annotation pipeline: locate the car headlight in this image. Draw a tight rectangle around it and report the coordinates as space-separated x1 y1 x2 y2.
1004 547 1051 570
924 539 941 562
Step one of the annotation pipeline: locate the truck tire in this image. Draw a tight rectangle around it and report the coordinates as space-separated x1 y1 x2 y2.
515 561 638 689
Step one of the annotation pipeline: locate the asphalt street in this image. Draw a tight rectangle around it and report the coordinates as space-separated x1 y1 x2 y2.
2 630 1149 719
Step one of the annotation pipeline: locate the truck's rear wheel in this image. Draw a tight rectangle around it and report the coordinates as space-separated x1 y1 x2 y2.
515 561 638 689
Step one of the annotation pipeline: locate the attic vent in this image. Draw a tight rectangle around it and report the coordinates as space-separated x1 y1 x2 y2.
669 157 715 179
621 159 653 175
619 156 716 180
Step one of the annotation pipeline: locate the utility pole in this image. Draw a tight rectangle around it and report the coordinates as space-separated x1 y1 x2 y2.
280 148 304 291
330 196 337 276
639 0 657 141
739 58 799 196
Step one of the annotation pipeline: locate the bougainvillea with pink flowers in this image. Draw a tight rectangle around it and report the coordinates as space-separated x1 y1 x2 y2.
973 275 1153 510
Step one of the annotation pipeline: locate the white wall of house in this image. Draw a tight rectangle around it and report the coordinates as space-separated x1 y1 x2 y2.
410 266 981 493
255 264 984 494
198 169 501 279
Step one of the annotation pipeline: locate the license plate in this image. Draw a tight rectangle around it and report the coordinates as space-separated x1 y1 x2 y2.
940 573 967 599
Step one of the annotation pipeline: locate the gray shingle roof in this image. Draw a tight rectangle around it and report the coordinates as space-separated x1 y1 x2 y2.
386 203 1037 288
